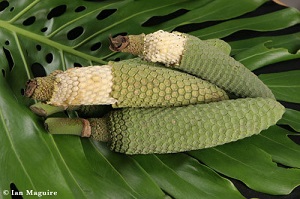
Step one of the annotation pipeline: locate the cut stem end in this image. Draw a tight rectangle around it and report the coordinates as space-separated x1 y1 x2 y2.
44 117 110 142
44 118 91 137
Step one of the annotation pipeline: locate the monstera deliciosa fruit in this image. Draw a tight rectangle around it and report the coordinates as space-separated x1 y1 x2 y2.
0 0 300 198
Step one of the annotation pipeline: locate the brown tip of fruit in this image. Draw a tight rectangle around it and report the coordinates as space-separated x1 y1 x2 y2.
25 79 37 98
109 35 130 52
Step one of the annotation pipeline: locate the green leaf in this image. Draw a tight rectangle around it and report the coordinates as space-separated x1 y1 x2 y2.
259 70 300 103
133 154 244 199
191 7 300 39
233 41 300 71
52 137 139 198
152 0 267 30
189 129 300 195
1 0 300 198
155 154 244 199
133 155 206 199
88 141 166 199
243 126 300 168
229 32 300 55
278 108 300 132
0 78 71 198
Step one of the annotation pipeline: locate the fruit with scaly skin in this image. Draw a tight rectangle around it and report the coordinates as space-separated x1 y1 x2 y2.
45 98 284 154
109 30 275 99
25 58 228 108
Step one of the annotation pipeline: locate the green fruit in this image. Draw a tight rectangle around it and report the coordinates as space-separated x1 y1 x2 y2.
110 58 228 107
110 30 275 99
45 98 285 154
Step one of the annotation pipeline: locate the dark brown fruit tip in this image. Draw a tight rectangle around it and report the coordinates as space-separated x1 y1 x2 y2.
25 79 37 98
109 35 130 52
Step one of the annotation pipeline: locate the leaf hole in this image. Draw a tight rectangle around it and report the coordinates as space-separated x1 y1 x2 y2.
288 134 300 145
10 7 14 12
31 62 46 77
47 5 67 20
41 27 48 32
36 45 42 51
234 1 285 20
3 47 14 71
67 26 84 40
114 57 121 62
75 6 86 12
96 9 117 20
90 42 102 51
10 183 23 199
2 69 5 77
20 88 25 96
45 53 53 64
275 162 293 169
142 9 189 27
224 25 300 42
0 0 9 12
22 16 36 26
173 21 223 33
5 40 9 45
74 63 82 67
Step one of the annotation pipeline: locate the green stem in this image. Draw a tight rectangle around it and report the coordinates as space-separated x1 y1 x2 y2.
44 117 110 142
30 102 66 117
45 118 91 137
